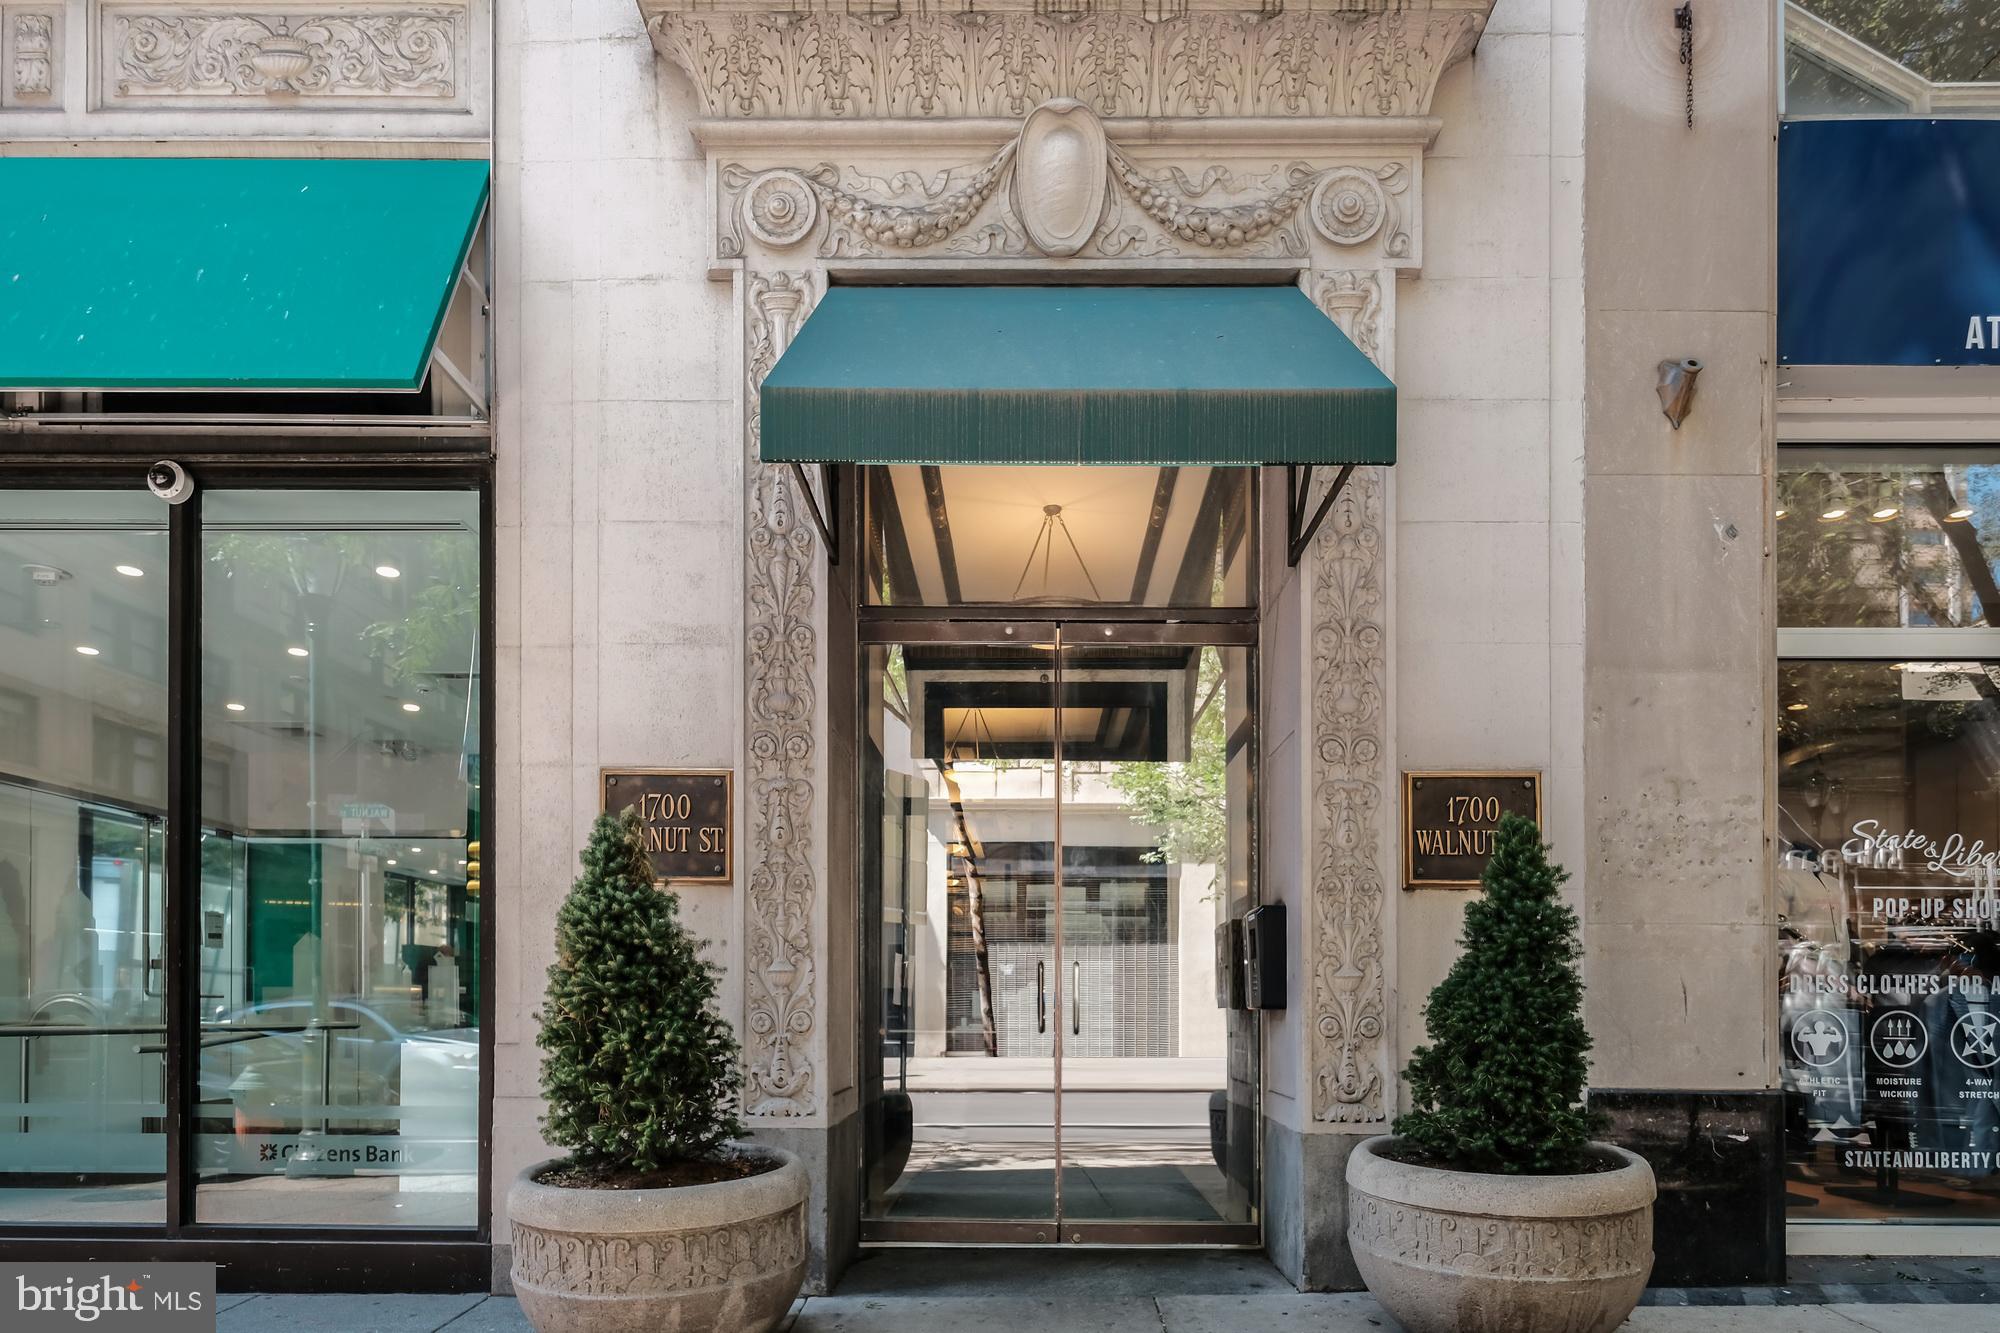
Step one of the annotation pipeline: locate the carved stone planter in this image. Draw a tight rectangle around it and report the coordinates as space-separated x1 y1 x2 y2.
1346 1136 1655 1333
509 1146 807 1333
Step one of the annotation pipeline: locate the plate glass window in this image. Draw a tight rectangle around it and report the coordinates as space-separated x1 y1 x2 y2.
194 490 481 1228
0 492 169 1224
1779 452 2000 1223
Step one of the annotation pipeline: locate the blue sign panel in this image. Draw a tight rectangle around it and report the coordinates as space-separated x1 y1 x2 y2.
1781 119 2000 366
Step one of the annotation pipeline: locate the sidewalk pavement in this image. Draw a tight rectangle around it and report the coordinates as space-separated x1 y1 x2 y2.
215 1252 2000 1332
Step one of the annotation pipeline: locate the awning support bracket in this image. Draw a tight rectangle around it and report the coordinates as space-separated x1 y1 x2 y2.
789 461 840 566
1285 462 1356 566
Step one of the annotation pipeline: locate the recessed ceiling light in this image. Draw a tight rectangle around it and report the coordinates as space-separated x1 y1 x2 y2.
401 702 421 713
286 646 309 658
1819 507 1849 522
375 565 401 579
74 645 99 656
225 701 246 712
410 846 421 854
1786 702 1809 712
429 868 441 876
114 564 144 578
1949 507 1976 522
1869 506 1901 522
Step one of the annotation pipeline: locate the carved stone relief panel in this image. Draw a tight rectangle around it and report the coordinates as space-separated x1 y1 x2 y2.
742 270 823 1120
98 2 469 109
711 99 1422 272
1 6 60 109
643 0 1490 120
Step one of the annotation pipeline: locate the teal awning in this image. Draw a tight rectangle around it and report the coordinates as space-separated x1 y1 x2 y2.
0 158 489 391
759 285 1395 466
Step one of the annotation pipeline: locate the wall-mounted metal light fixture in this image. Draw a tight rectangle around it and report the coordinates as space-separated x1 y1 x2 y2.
1656 358 1702 430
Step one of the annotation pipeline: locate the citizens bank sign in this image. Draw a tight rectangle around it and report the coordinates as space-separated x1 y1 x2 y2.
5 1265 213 1331
1780 119 2000 367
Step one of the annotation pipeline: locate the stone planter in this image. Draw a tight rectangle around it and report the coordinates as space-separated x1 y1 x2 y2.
1346 1135 1654 1333
509 1145 808 1333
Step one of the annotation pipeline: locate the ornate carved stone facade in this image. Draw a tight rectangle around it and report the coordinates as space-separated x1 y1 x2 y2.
742 271 823 1118
511 1204 807 1294
98 2 466 107
2 6 59 109
663 0 1489 1132
643 0 1488 120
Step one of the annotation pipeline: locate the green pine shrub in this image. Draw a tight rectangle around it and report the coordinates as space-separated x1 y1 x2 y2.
537 811 744 1171
1394 812 1595 1174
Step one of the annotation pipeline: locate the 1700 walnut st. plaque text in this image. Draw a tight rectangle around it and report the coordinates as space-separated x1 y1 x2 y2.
601 769 732 884
1403 771 1541 889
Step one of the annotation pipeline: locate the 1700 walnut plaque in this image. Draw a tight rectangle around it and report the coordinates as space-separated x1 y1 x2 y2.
1403 771 1542 889
601 769 732 884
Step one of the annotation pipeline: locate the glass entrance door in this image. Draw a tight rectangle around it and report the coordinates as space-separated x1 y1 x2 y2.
860 621 1258 1244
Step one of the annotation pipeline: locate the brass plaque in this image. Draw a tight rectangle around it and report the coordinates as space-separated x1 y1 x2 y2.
1403 771 1542 889
600 769 733 884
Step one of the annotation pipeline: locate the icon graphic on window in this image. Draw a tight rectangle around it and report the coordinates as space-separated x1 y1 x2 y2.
1870 1011 1928 1069
1791 1009 1849 1069
1951 1012 2000 1071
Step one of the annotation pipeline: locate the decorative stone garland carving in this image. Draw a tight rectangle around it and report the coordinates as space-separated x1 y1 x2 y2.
719 99 1414 263
743 270 822 1119
511 1205 807 1294
102 3 465 105
643 0 1490 120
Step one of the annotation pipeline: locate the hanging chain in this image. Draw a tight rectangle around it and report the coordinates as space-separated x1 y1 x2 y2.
1675 2 1694 129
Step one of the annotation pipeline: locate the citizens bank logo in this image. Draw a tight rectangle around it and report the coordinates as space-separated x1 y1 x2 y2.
4 1265 214 1332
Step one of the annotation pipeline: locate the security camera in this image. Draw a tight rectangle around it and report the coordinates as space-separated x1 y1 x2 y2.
146 460 193 505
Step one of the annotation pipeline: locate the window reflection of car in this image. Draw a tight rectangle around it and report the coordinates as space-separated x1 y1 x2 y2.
202 1000 478 1138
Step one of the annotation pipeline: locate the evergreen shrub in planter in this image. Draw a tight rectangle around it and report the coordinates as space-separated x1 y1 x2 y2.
509 813 806 1333
1346 813 1655 1333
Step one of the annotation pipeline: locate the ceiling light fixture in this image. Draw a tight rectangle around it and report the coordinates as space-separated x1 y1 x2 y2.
1949 507 1976 522
401 702 421 713
1868 506 1901 522
1819 507 1849 522
114 564 144 578
74 645 99 656
386 859 397 866
1786 702 1809 712
287 646 309 658
225 701 246 712
1774 508 1789 520
1012 503 1104 605
375 565 401 579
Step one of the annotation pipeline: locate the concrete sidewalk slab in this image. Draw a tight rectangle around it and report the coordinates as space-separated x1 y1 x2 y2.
792 1296 1165 1332
1157 1293 1396 1330
219 1293 489 1332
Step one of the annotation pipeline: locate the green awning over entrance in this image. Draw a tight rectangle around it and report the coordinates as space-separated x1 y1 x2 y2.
759 285 1395 466
0 158 489 391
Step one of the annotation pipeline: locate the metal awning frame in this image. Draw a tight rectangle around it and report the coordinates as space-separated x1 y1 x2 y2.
789 460 839 565
1284 462 1356 566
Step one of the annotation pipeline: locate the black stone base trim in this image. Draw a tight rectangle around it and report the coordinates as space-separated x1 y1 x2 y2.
1591 1087 1784 1287
0 1237 490 1292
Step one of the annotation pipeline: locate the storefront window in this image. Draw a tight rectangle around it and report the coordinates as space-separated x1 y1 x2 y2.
1780 453 2000 1221
193 491 481 1228
0 492 170 1223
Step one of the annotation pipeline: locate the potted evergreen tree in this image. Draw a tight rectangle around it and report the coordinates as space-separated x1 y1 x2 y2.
1347 813 1656 1333
509 812 807 1333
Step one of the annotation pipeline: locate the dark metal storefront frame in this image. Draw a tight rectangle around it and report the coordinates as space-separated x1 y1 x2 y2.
0 449 496 1291
850 470 1264 1249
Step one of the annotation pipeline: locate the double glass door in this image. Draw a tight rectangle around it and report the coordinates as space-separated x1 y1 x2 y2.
861 620 1259 1243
